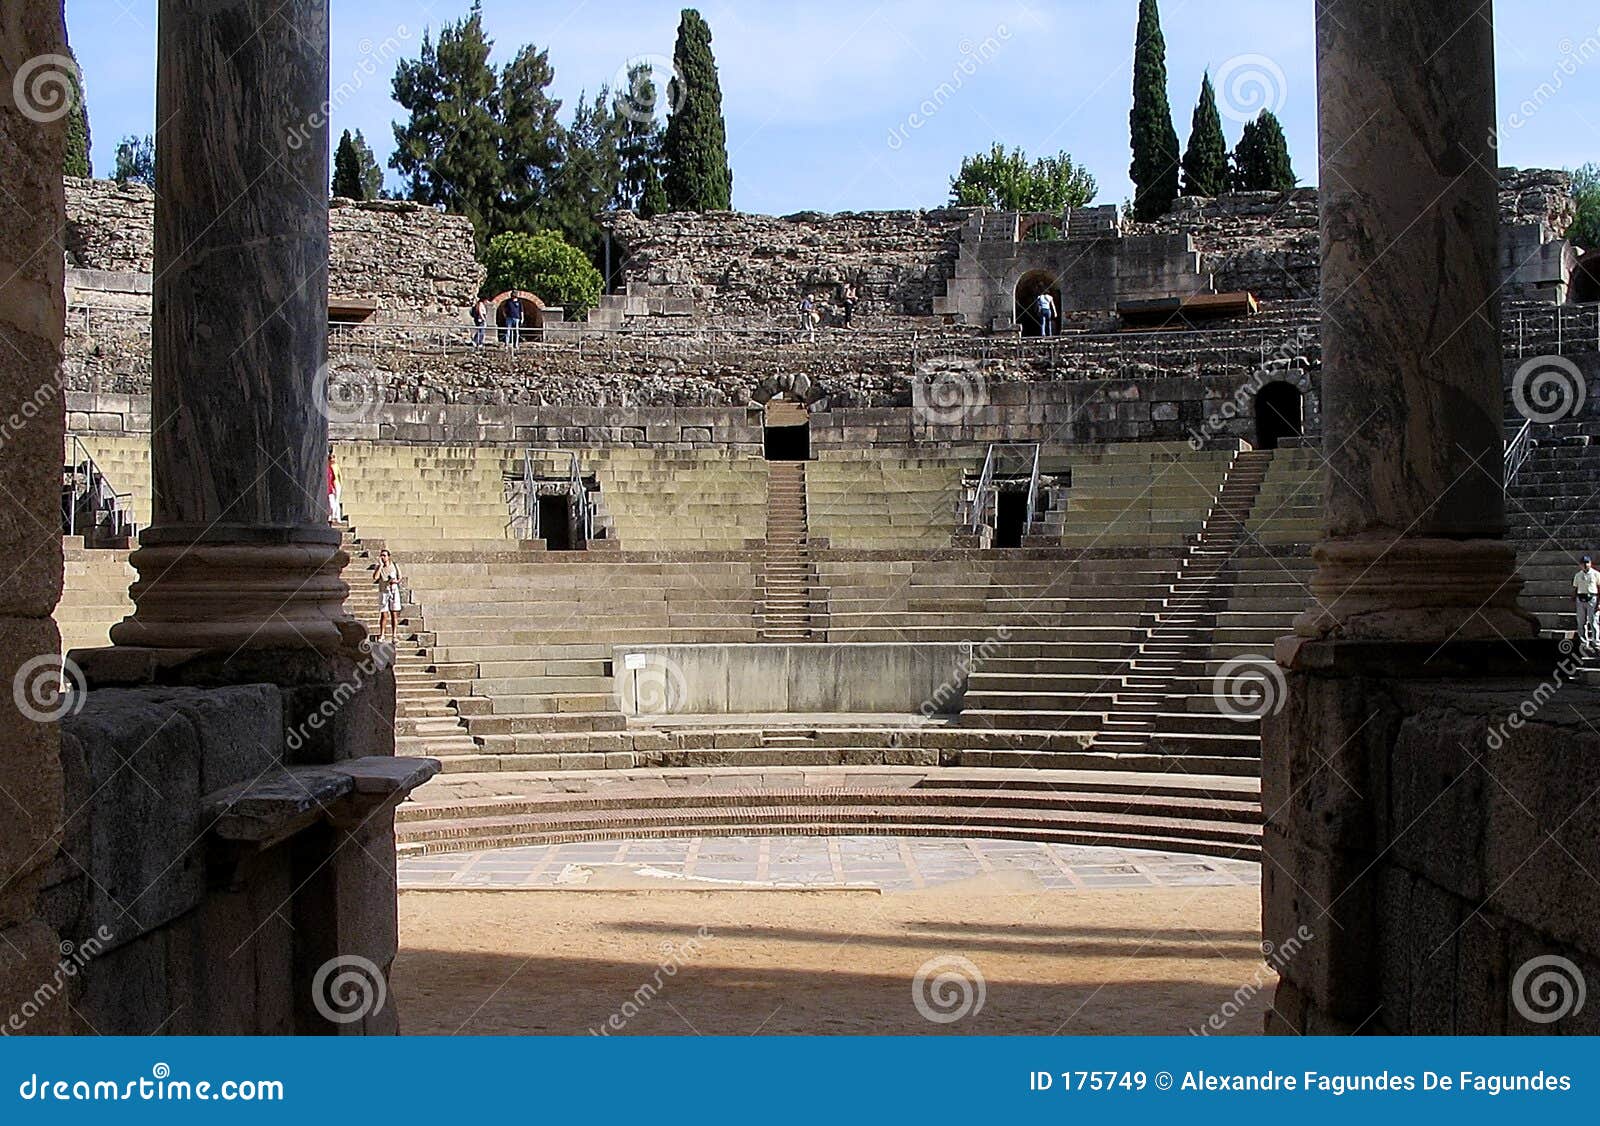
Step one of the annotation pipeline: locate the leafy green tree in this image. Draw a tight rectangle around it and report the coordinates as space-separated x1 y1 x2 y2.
64 47 90 177
949 144 1096 211
390 4 504 242
662 9 733 211
482 230 603 314
640 161 669 218
1569 164 1600 250
113 134 155 186
1181 73 1228 198
332 128 383 198
1129 0 1180 220
1232 110 1296 192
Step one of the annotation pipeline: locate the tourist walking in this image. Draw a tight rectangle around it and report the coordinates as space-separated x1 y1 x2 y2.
505 292 524 348
326 449 342 524
799 295 817 342
1033 290 1058 337
374 548 404 644
1575 555 1599 649
471 297 489 347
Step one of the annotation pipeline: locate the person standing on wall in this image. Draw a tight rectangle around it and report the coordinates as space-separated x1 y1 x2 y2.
840 283 857 328
374 548 404 645
327 449 342 524
1574 555 1599 649
799 294 817 343
471 296 489 347
505 292 524 349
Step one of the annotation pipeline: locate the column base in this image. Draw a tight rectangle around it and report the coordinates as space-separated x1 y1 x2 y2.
1294 537 1540 643
110 529 353 654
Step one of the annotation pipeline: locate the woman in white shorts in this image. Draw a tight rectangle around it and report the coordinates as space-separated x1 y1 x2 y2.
374 549 403 643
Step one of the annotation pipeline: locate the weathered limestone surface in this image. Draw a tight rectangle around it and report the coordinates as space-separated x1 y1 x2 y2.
1263 676 1600 1034
0 0 69 1034
63 178 483 322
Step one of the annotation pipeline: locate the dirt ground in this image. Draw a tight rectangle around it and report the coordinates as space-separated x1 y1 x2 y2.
393 881 1272 1035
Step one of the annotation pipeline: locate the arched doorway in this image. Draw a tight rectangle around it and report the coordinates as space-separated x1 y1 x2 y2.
763 397 810 460
487 290 546 341
1254 381 1304 450
1573 250 1600 305
1014 270 1062 337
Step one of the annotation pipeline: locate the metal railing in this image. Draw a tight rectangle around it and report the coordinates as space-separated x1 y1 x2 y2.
966 442 1042 535
63 435 138 543
569 450 593 545
1504 417 1537 488
967 445 998 534
516 449 592 546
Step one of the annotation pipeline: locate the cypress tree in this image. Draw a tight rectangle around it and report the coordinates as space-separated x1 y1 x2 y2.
662 9 733 211
1181 73 1228 198
616 62 669 215
63 47 90 178
640 161 668 218
1128 0 1180 220
332 129 364 197
1232 110 1296 192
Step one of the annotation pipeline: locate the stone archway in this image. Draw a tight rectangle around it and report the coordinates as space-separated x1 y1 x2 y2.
1254 380 1304 450
1014 270 1062 337
487 290 546 331
1573 250 1600 305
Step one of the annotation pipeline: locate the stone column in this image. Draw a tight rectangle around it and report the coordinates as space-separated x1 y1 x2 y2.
0 0 70 1035
1295 0 1535 643
110 0 351 653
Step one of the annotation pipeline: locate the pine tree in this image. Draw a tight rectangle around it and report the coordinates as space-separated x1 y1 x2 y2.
1232 110 1296 192
63 47 90 178
390 3 504 243
543 88 623 264
496 43 566 233
1128 0 1180 220
662 9 733 212
616 62 669 215
112 134 155 186
1181 73 1228 198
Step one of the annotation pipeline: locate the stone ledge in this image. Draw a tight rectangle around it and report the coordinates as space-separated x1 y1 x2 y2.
206 756 439 847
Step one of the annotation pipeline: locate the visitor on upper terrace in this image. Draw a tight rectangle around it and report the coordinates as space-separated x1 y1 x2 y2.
799 295 818 342
471 296 489 348
839 284 857 328
1574 556 1599 649
1034 290 1059 337
504 293 525 348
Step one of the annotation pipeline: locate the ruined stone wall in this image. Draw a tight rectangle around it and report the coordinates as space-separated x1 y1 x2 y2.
63 178 483 322
607 208 971 324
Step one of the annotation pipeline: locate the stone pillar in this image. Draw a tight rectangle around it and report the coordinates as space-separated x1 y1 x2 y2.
1295 0 1534 643
110 0 350 653
0 2 70 1034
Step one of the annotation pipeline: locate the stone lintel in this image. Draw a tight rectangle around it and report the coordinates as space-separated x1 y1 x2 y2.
205 756 439 848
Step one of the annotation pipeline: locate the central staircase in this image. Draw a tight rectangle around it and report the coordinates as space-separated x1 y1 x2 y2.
759 461 822 640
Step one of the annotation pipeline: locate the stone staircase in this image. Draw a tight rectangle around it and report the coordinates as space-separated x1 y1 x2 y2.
1505 418 1600 636
396 765 1262 861
337 526 477 761
58 537 134 654
759 461 820 640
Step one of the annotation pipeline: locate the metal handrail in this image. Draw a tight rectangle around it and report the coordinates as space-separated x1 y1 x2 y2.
64 435 138 542
1023 442 1042 530
1504 417 1536 487
570 451 592 545
968 445 997 534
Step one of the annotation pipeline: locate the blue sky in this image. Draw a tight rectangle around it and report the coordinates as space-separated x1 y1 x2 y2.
66 1 1600 215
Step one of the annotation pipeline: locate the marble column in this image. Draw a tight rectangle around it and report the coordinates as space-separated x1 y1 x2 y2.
111 0 351 653
1295 0 1536 643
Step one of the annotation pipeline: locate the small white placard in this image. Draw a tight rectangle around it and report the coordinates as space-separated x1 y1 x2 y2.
623 653 648 671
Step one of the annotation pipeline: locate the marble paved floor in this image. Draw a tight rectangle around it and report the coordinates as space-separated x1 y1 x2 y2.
399 836 1260 892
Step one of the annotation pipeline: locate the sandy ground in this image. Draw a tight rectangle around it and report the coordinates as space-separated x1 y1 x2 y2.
393 880 1271 1035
